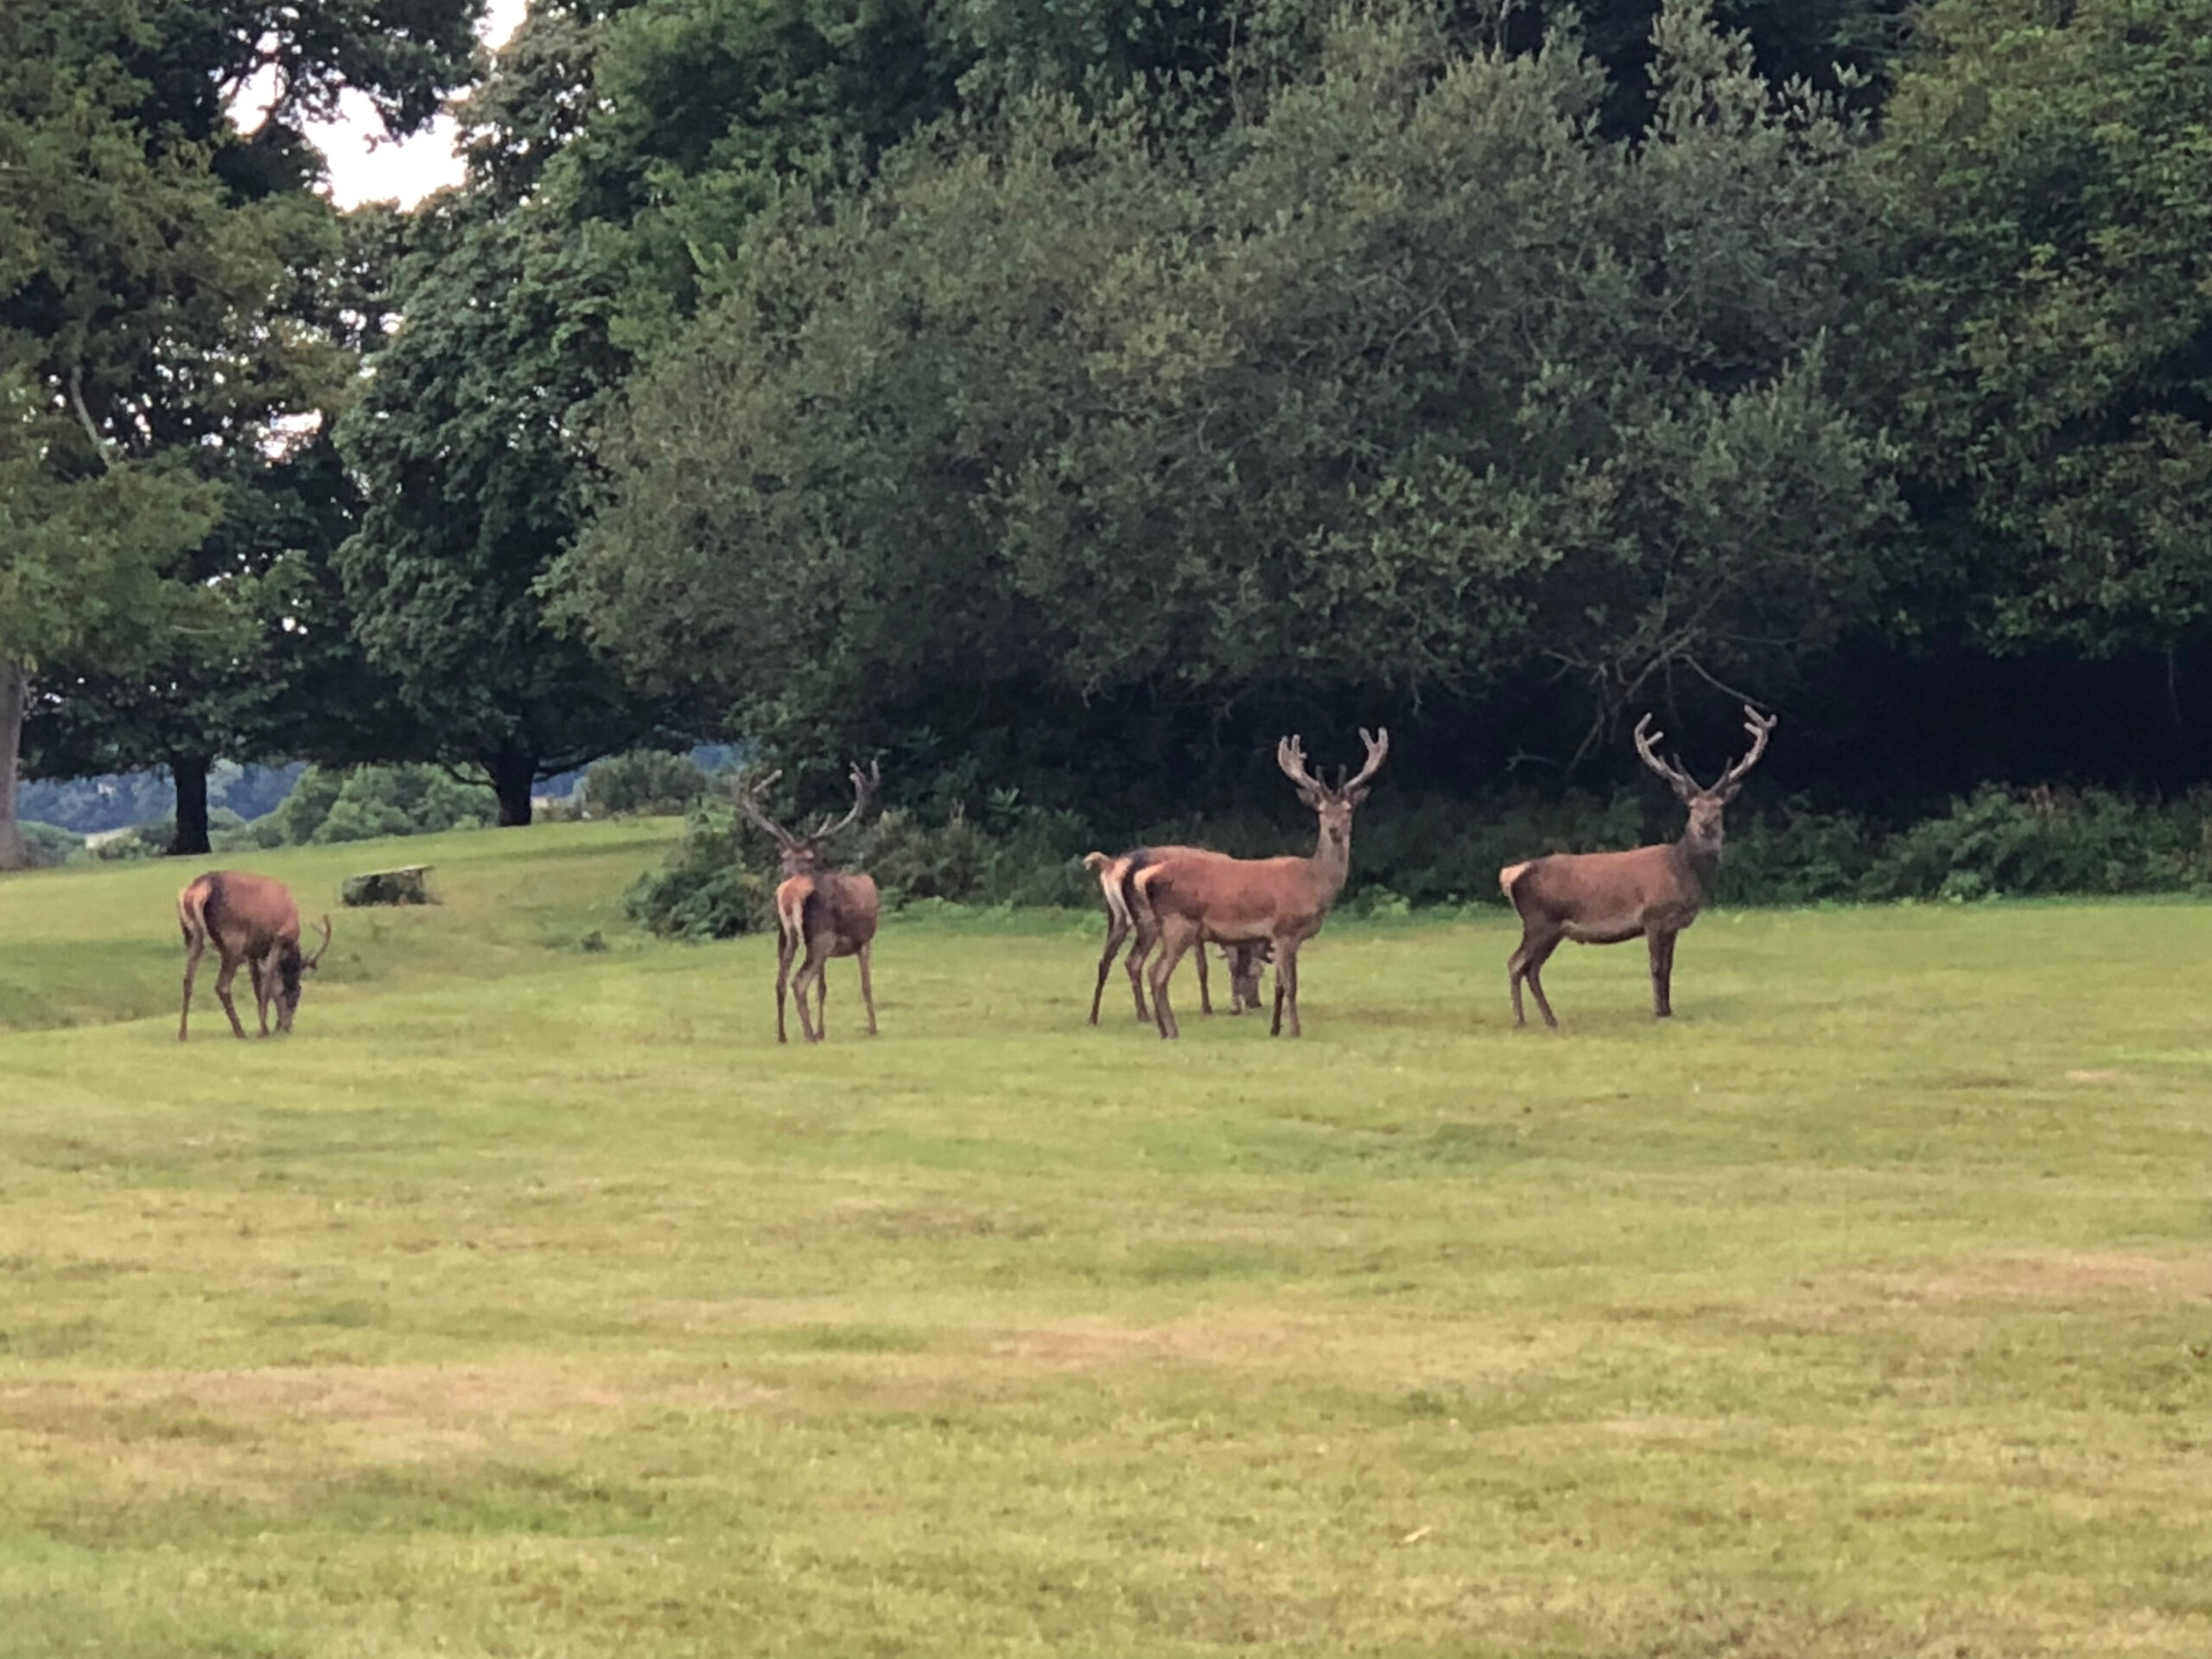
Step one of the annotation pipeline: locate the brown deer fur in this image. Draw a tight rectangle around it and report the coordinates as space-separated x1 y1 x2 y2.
735 763 881 1044
1134 729 1388 1039
1083 846 1271 1024
1501 704 1777 1027
177 871 330 1040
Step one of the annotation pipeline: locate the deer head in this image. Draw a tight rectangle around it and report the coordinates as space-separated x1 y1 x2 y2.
1633 704 1777 857
734 761 880 877
1277 728 1390 864
273 915 331 1033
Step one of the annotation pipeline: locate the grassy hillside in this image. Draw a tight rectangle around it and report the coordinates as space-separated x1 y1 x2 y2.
0 821 683 1034
2 829 2209 1656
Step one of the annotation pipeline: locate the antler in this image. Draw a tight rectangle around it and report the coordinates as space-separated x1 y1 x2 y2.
1711 704 1778 798
731 767 799 849
805 759 880 842
1632 714 1703 801
1338 727 1389 802
304 915 332 970
1277 734 1325 804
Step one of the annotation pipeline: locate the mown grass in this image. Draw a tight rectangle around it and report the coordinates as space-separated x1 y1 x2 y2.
2 827 2209 1656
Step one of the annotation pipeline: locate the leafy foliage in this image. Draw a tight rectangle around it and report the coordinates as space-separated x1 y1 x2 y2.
1856 0 2212 656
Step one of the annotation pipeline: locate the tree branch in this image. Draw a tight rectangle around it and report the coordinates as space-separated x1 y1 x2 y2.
67 369 114 472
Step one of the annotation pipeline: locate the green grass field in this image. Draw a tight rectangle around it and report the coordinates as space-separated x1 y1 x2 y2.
3 824 2209 1657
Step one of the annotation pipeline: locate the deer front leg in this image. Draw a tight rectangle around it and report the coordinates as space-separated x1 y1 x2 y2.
249 956 271 1036
213 955 250 1040
1196 938 1213 1015
1649 929 1678 1018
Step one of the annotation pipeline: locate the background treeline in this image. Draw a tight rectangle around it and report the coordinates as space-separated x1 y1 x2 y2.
8 0 2212 895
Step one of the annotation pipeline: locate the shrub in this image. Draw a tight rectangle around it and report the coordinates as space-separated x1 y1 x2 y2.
1859 785 2212 902
622 776 2212 931
18 820 82 867
261 765 496 846
625 804 772 939
585 750 713 817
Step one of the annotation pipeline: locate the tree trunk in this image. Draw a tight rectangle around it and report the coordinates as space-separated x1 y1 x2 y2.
0 661 28 872
489 749 537 827
169 753 212 856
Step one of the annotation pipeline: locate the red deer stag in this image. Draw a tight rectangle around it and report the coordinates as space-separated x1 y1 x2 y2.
1500 703 1777 1027
734 762 881 1044
177 871 331 1040
1082 847 1271 1024
1134 729 1389 1039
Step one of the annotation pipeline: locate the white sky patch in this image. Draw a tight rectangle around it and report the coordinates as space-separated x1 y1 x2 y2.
235 0 529 210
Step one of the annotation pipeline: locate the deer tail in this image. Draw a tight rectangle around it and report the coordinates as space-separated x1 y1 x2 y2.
1498 861 1533 904
177 879 210 949
775 878 812 946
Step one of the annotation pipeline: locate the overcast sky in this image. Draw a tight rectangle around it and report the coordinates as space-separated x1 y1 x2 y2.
298 0 529 209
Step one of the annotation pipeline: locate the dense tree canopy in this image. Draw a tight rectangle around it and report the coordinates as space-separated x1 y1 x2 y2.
10 0 2212 847
556 5 1899 790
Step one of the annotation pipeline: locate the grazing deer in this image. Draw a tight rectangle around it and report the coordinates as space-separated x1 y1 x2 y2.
1082 846 1271 1024
734 762 881 1044
177 871 331 1041
1134 729 1389 1039
1500 703 1777 1028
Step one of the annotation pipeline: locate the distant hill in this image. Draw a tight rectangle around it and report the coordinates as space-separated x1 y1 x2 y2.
17 763 304 836
17 747 738 836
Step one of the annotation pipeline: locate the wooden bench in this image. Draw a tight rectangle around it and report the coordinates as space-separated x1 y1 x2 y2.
340 865 436 906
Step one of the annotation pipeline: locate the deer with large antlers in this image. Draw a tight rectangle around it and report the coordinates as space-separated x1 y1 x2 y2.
1082 846 1272 1024
734 761 881 1044
1133 729 1389 1039
1499 704 1777 1028
178 872 331 1040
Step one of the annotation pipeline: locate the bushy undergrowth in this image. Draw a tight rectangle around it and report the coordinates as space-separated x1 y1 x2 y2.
626 783 2212 936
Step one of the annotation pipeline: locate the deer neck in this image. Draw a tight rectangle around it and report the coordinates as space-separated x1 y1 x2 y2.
1669 835 1721 900
1307 820 1354 902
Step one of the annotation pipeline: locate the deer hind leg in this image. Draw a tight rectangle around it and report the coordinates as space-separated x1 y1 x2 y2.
179 931 208 1042
1195 938 1213 1016
1508 925 1562 1030
775 926 798 1045
814 955 830 1036
792 938 836 1044
213 953 250 1040
1124 918 1156 1020
1649 929 1678 1019
857 941 878 1036
1090 908 1129 1026
1148 919 1198 1040
1270 938 1301 1038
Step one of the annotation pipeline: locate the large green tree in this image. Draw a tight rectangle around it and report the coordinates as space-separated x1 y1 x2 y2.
557 1 1897 805
0 0 480 859
332 181 658 825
